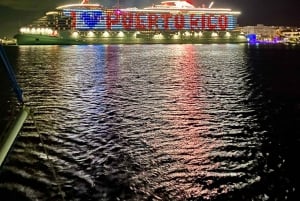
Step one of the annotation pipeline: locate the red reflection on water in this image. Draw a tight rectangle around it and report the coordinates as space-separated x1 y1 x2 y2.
104 45 120 94
149 45 220 198
167 44 211 141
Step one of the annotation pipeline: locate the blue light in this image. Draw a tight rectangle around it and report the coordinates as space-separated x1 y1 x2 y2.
80 11 103 29
246 34 257 44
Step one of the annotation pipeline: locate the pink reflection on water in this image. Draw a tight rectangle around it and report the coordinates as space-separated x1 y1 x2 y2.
148 45 222 198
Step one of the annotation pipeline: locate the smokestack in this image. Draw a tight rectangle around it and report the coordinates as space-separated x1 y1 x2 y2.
81 0 89 4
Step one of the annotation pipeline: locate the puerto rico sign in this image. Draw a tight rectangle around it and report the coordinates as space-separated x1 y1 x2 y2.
64 9 237 31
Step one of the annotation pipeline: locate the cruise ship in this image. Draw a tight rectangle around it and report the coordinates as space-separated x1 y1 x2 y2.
14 0 247 45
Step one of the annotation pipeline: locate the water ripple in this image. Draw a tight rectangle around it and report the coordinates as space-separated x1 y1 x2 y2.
0 44 297 201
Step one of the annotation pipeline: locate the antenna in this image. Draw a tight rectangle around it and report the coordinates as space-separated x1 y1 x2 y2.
208 1 214 8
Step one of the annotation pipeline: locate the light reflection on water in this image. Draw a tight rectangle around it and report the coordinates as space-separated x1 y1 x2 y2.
0 44 297 201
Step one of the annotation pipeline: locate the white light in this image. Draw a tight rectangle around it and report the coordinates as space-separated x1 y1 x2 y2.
212 32 218 37
47 28 53 35
153 33 164 39
173 34 180 39
103 31 110 37
117 31 125 37
20 28 26 33
225 32 231 37
87 31 95 37
72 32 79 38
133 31 140 37
185 31 191 36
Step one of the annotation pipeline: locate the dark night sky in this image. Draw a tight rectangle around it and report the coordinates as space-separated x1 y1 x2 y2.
0 0 299 38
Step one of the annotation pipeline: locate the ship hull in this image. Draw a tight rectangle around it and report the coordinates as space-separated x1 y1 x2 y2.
15 31 247 45
14 34 82 45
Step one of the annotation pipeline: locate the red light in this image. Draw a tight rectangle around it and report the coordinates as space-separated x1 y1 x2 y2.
115 9 121 15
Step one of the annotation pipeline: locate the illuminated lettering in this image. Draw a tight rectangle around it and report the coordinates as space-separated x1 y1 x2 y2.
218 15 228 30
71 11 76 29
80 11 102 29
135 13 146 30
106 12 120 30
174 14 185 30
121 12 134 30
161 13 173 30
62 9 234 31
148 14 159 30
102 10 231 31
201 15 207 29
207 15 217 30
190 14 200 30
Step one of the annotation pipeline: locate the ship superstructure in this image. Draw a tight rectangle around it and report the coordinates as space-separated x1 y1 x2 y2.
15 0 246 44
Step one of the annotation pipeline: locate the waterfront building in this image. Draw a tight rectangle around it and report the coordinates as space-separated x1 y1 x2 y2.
240 24 279 42
279 27 300 44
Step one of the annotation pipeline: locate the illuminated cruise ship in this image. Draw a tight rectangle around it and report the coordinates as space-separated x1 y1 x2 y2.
14 0 247 45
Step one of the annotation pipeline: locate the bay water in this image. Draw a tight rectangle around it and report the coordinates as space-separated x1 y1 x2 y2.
0 44 299 201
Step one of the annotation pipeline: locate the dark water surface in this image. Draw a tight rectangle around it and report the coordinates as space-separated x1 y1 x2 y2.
0 44 300 201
